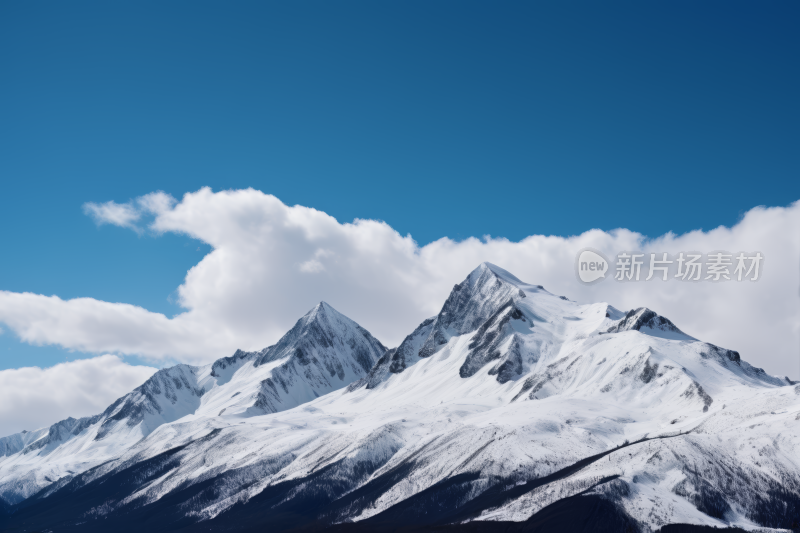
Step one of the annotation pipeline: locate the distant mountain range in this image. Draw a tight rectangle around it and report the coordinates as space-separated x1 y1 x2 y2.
1 263 798 532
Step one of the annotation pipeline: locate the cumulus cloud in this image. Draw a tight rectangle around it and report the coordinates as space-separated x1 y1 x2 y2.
0 356 156 437
1 188 798 379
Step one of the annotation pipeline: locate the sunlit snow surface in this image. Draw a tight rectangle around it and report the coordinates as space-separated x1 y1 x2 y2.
1 263 797 532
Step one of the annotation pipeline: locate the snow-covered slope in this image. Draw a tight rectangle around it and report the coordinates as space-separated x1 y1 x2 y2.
0 428 49 457
0 301 384 505
1 264 797 533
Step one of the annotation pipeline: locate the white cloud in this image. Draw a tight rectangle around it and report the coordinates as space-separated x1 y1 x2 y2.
1 188 798 380
137 191 176 216
299 248 334 273
83 200 141 231
0 356 156 437
82 192 175 233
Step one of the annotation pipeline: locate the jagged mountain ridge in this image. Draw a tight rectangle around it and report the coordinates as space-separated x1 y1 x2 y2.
0 428 49 458
0 301 384 504
349 263 534 391
0 263 797 533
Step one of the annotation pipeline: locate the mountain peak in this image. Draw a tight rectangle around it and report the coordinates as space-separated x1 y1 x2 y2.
303 300 342 324
312 300 332 313
289 301 372 345
246 301 386 413
355 263 531 383
471 262 525 286
255 301 385 368
605 307 694 340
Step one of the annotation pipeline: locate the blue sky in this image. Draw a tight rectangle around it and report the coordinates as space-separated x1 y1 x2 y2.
0 1 798 371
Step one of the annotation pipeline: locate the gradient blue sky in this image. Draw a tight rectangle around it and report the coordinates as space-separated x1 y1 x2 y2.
1 1 798 370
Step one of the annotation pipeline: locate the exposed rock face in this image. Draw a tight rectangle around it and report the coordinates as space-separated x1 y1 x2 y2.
460 299 527 383
210 349 256 378
255 302 384 374
94 365 205 441
22 416 101 454
352 263 530 390
388 317 435 374
605 307 687 336
416 264 525 359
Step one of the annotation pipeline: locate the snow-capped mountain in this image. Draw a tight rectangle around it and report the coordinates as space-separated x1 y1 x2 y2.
1 263 798 533
0 301 384 505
